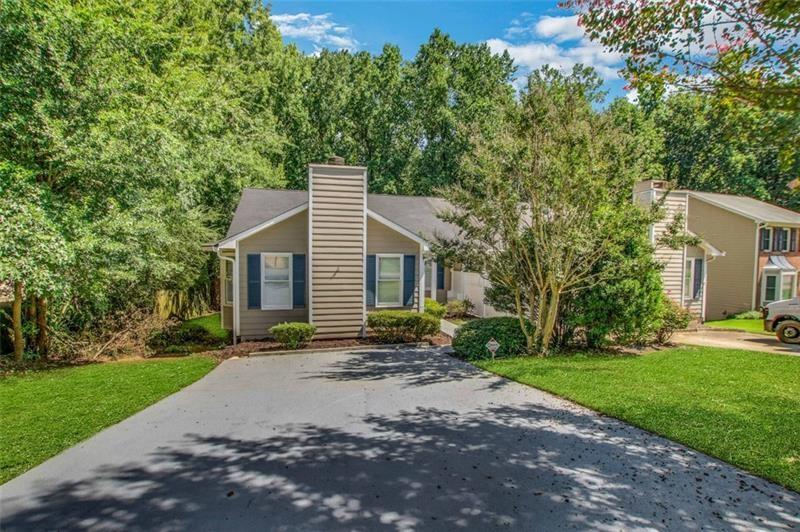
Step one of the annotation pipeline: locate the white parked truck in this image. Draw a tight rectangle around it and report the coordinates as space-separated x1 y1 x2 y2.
763 298 800 343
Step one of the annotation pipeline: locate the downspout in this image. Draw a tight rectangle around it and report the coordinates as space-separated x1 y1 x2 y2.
753 222 765 310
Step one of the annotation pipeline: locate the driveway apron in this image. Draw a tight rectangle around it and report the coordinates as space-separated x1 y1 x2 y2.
1 347 798 531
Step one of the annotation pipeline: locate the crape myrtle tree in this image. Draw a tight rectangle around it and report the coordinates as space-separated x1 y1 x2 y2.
566 0 800 112
434 66 667 355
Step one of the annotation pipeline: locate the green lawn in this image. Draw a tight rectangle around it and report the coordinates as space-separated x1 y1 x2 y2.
476 346 800 492
705 318 770 335
182 312 229 341
0 356 216 484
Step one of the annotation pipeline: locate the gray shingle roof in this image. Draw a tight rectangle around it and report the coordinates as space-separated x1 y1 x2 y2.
223 188 460 242
688 191 800 225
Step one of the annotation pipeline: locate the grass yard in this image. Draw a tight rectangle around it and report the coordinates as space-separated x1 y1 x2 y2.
0 356 216 484
704 318 770 335
476 346 800 492
182 312 229 341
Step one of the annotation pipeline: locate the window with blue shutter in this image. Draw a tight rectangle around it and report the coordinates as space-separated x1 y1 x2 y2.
403 255 416 306
436 263 445 290
366 255 376 306
247 254 261 309
292 254 306 308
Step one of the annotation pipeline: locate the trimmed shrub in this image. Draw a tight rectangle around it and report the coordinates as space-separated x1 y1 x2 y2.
452 317 529 360
424 298 446 319
446 298 475 319
147 323 216 350
654 297 692 344
367 310 440 343
269 322 316 349
729 310 762 320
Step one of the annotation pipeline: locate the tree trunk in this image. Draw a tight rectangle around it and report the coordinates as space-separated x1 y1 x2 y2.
12 281 24 362
538 288 560 356
36 296 48 359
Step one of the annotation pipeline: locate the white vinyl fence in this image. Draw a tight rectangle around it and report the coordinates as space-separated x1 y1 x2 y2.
449 271 509 318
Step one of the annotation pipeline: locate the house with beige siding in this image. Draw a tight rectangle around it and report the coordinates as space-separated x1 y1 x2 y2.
207 159 459 341
635 180 800 321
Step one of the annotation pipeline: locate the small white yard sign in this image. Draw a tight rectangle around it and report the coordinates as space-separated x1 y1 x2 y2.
486 338 500 359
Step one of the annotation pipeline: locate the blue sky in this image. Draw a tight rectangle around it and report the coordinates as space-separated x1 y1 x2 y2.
269 1 631 102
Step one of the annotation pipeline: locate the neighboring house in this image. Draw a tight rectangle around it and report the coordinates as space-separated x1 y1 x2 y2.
635 179 800 321
206 160 458 341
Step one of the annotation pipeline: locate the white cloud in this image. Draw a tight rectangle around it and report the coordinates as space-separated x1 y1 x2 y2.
534 15 584 42
490 13 626 86
272 12 359 51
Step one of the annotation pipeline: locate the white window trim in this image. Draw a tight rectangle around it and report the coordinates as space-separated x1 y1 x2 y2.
683 259 694 301
761 227 773 251
376 253 404 308
223 260 234 305
261 252 293 310
779 228 790 252
781 272 796 301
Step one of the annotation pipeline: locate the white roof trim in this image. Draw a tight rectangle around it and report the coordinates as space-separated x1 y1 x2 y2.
367 209 430 249
216 203 308 249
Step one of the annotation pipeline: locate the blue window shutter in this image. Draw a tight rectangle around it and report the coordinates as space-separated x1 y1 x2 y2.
403 255 416 306
366 255 376 306
293 254 305 308
436 263 445 290
247 254 261 309
693 258 704 299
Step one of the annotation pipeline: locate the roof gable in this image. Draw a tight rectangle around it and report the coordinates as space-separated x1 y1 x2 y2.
222 188 460 244
688 191 800 225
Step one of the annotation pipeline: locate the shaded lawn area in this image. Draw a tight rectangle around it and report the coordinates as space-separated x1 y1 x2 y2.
0 356 216 484
476 346 800 492
705 318 770 335
182 312 229 342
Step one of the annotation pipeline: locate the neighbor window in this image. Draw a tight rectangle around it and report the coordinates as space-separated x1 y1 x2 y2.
425 261 434 293
376 254 402 307
261 252 292 310
782 273 795 300
760 227 772 251
223 260 234 305
764 274 778 303
778 228 790 252
683 259 693 300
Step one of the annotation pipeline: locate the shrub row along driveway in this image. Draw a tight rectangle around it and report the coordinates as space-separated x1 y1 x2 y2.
2 347 798 530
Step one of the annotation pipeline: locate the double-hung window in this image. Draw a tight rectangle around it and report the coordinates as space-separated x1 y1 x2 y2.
782 273 796 301
778 228 790 252
376 254 403 307
261 253 292 310
223 260 234 305
760 227 772 251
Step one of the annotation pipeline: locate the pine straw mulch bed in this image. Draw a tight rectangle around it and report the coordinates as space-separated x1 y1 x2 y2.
204 332 452 360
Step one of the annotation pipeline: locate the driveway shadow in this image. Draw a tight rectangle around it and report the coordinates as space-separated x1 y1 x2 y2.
304 347 508 389
3 403 797 531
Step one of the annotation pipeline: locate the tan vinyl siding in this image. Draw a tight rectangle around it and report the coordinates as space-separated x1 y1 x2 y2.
366 217 421 311
237 211 308 340
221 305 233 329
310 165 366 339
688 196 757 319
653 191 688 305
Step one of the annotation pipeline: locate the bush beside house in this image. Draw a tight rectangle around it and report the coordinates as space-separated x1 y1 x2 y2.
367 310 439 343
424 298 446 319
269 322 316 349
446 299 474 319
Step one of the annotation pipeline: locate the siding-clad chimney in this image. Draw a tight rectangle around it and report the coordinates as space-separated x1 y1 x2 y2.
308 160 367 338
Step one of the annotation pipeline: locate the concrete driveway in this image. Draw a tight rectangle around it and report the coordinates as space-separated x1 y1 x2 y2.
1 347 798 531
672 329 800 355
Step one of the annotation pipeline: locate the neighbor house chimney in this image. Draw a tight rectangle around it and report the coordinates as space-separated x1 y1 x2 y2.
308 159 367 339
